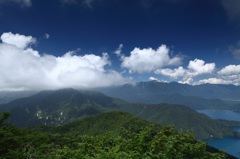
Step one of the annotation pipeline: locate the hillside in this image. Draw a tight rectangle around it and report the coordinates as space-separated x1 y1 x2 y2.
116 103 238 139
0 88 121 127
0 88 239 140
1 111 236 159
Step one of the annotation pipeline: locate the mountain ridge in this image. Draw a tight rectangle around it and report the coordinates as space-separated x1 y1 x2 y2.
1 88 240 140
97 81 240 109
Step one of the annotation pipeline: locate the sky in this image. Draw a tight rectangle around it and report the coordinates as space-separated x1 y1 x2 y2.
0 0 240 91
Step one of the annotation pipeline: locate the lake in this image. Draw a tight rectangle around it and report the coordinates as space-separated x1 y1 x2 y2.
207 137 240 158
197 110 240 158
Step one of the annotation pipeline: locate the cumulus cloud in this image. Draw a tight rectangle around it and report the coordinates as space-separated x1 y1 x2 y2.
0 0 32 7
155 66 185 79
221 0 240 20
215 65 240 85
156 59 215 79
194 64 240 86
0 32 128 91
1 32 36 49
155 59 216 85
218 65 240 75
121 45 182 73
187 59 215 76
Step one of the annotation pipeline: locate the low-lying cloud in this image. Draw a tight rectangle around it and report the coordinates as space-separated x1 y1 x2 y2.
1 32 240 90
0 32 129 91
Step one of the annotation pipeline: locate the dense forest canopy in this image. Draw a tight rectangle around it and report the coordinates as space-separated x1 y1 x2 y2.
0 112 237 159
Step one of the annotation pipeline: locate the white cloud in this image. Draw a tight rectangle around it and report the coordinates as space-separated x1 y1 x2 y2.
194 65 240 86
156 59 215 79
121 45 182 73
197 78 231 85
155 59 216 85
114 44 124 60
178 78 193 85
1 32 36 49
149 76 159 82
0 32 129 91
0 0 31 7
214 65 240 86
187 59 215 76
218 65 240 75
155 66 185 79
149 76 168 83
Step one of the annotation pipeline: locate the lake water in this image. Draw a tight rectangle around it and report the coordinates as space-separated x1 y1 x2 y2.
197 110 240 158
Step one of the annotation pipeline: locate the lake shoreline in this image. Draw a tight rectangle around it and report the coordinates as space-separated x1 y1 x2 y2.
198 109 240 158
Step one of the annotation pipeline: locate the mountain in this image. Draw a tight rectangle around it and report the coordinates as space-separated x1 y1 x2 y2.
44 111 152 136
1 88 239 140
116 103 238 139
1 82 240 109
97 81 240 109
0 88 121 127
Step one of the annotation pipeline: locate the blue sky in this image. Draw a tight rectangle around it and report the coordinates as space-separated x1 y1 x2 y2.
0 0 240 91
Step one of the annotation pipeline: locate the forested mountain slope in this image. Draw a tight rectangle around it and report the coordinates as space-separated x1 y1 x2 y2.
0 112 237 159
1 88 239 140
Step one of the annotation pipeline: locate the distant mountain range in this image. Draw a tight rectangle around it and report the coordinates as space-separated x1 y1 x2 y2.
1 88 240 140
1 81 240 110
97 81 240 110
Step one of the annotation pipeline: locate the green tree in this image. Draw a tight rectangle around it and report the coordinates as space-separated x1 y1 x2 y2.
0 112 10 126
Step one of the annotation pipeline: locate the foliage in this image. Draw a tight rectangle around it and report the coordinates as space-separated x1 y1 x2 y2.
0 89 238 140
0 112 10 126
0 112 231 159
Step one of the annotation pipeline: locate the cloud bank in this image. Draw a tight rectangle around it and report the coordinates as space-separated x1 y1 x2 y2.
0 32 128 91
0 32 239 91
